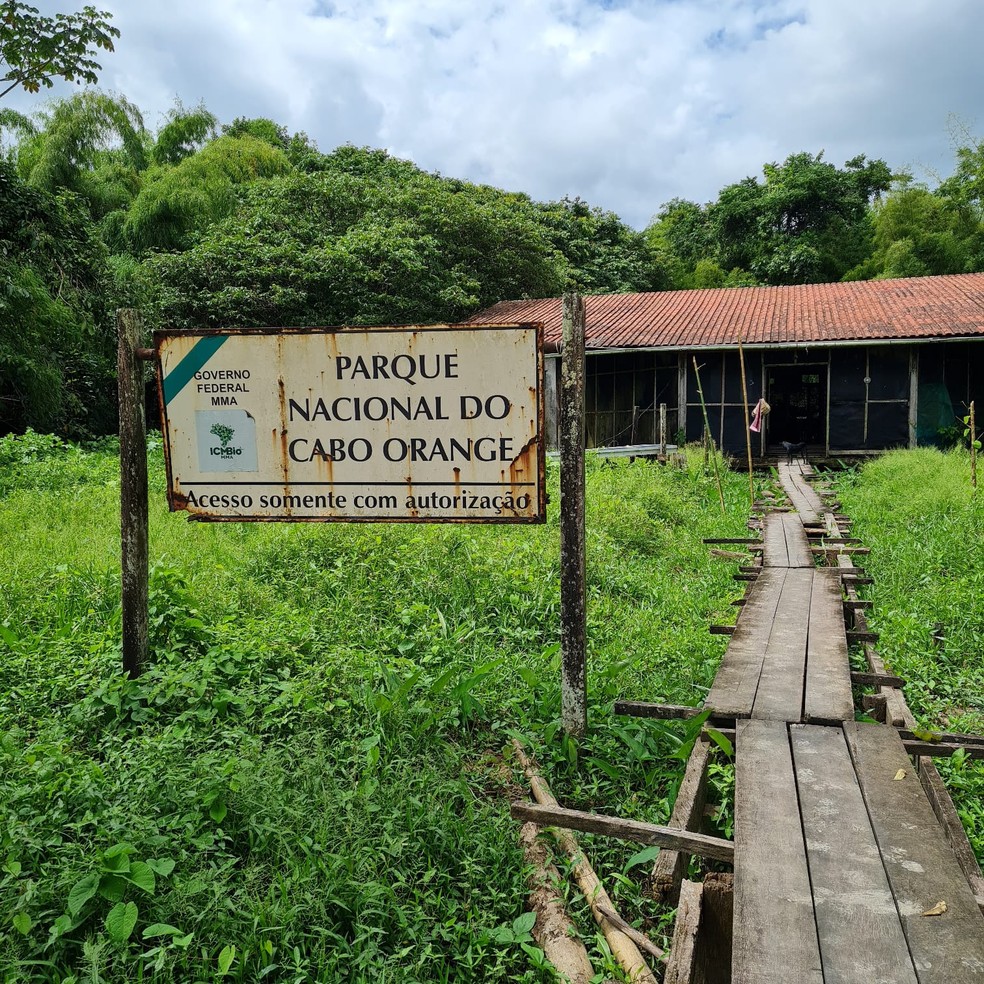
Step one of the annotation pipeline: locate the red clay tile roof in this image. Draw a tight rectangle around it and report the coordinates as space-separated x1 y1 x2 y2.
465 273 984 352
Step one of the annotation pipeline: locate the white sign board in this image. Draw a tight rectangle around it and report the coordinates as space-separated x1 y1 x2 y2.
155 324 545 522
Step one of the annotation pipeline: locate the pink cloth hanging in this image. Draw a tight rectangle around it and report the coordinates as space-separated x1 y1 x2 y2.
749 398 770 433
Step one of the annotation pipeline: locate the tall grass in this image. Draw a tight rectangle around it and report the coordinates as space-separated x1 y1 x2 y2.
834 446 984 860
0 432 751 982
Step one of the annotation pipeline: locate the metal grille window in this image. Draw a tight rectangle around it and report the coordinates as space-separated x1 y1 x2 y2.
586 352 678 447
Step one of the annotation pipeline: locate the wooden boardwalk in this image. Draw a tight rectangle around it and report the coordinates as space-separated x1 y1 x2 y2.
555 455 984 982
705 506 854 725
727 461 984 983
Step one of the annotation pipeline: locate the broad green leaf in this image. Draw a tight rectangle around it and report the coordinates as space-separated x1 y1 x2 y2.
67 873 100 916
623 845 661 873
50 913 75 939
97 873 127 902
105 901 138 942
127 861 155 895
705 727 734 759
512 911 536 936
103 843 133 860
217 944 237 975
142 923 182 938
209 797 228 824
4 860 22 877
146 857 175 877
12 911 32 934
102 844 132 873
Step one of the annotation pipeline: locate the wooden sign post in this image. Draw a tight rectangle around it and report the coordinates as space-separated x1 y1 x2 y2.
560 292 587 737
117 308 149 678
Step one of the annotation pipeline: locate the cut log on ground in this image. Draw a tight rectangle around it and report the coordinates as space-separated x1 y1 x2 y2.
517 821 594 984
512 740 659 984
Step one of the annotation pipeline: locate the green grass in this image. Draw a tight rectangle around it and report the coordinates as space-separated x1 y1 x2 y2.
0 432 752 983
833 446 984 861
8 436 979 982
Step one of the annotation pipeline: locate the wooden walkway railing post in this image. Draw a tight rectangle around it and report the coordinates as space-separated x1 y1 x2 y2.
560 292 587 737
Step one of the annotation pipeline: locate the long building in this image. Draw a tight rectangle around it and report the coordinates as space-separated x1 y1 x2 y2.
467 272 984 457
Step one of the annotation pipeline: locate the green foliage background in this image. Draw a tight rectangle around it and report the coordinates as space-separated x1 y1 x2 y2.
5 90 984 441
0 438 750 982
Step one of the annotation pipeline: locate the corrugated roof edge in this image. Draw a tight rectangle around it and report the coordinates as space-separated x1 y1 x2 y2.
463 273 984 353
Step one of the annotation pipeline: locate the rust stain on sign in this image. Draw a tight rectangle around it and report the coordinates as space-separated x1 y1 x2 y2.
154 323 545 523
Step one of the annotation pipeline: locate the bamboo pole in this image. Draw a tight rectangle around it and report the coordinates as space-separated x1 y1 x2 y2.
737 335 755 508
971 401 977 491
512 741 661 982
692 358 726 513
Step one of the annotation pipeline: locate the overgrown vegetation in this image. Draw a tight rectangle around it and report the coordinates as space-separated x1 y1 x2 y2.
834 447 984 859
3 439 983 980
0 437 751 982
6 84 984 438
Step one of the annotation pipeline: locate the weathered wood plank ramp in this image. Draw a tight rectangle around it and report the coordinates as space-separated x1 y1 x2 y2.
704 566 853 723
777 459 824 525
711 457 984 981
734 719 823 983
761 510 813 567
735 719 984 983
606 455 984 980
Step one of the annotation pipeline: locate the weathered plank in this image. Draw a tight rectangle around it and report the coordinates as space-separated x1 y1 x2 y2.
761 511 791 567
650 736 713 905
851 671 906 689
613 701 705 721
664 880 702 984
845 721 984 982
903 740 984 760
509 803 735 863
781 511 814 567
750 568 814 722
790 724 918 983
777 461 823 525
918 758 984 901
733 719 823 984
705 569 786 718
692 872 733 984
804 568 855 724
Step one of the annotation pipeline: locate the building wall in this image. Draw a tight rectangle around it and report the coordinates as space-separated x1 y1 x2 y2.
549 340 982 455
583 351 678 447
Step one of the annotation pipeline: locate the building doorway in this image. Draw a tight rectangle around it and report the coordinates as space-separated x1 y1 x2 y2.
766 364 827 450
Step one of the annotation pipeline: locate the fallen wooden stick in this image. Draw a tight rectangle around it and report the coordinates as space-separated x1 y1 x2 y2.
510 803 735 864
511 740 659 984
517 821 594 984
596 905 666 962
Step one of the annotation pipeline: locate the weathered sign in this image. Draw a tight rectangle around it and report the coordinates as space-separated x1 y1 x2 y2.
155 324 544 522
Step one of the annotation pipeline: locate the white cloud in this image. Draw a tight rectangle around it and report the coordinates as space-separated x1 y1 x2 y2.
9 0 984 226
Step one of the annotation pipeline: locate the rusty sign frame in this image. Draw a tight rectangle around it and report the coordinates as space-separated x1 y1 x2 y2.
154 323 546 524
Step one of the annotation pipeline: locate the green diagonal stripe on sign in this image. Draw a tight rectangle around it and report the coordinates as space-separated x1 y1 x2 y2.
162 335 230 405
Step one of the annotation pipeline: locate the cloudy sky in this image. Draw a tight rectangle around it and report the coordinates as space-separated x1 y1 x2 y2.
10 0 984 228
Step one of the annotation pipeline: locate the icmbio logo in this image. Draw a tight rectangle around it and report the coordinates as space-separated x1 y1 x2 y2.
196 410 258 472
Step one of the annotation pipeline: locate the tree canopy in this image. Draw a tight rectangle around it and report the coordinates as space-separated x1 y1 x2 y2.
646 152 892 287
4 85 984 439
0 2 118 99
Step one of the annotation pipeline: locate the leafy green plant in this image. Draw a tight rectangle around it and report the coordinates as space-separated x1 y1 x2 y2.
52 845 176 946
